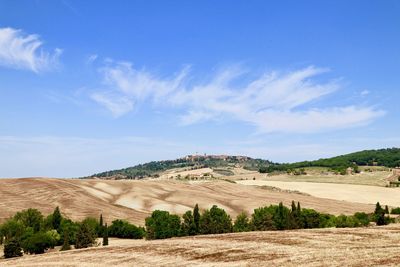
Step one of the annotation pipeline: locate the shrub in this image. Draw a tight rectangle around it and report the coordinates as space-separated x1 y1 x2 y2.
22 231 56 254
300 208 321 229
233 212 250 232
250 206 275 231
13 209 43 233
4 239 22 258
75 221 96 249
199 205 232 234
145 210 181 240
391 207 400 214
108 220 144 239
353 212 370 226
181 211 196 236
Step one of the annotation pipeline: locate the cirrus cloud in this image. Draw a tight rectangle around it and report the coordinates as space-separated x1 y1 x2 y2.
89 61 385 133
0 27 62 73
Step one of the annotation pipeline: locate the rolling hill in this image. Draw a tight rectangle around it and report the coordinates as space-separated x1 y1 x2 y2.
89 148 400 180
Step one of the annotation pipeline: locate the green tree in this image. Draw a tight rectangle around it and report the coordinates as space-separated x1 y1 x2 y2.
145 210 181 240
199 205 232 234
52 206 62 231
108 219 144 239
250 206 275 231
374 202 386 226
60 229 71 251
14 208 43 233
181 210 196 236
102 223 109 246
193 204 200 234
233 212 250 232
22 231 56 254
4 239 22 258
1 219 25 242
273 202 290 230
75 221 96 249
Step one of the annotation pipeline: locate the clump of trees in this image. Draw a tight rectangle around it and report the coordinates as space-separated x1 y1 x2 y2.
0 208 141 259
1 201 394 258
143 201 392 240
262 148 400 174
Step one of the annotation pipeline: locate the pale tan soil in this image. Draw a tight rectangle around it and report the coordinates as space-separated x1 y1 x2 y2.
2 225 400 266
0 178 375 225
238 180 400 207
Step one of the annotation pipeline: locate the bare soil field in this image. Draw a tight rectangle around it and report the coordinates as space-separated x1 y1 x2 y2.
2 224 400 266
0 178 374 225
238 180 400 207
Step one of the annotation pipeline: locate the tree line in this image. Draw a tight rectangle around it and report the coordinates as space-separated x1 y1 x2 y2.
0 202 394 258
261 148 400 174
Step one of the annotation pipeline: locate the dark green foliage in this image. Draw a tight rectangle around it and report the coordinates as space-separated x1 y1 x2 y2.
193 204 200 234
75 221 96 249
250 206 275 231
233 212 250 232
385 205 389 214
391 207 400 214
145 210 181 240
181 211 196 236
59 218 79 245
91 156 273 179
4 239 22 258
374 202 387 226
60 229 71 251
22 231 56 254
14 208 43 233
0 219 25 242
81 217 99 238
52 207 62 231
108 219 144 239
266 148 400 173
353 212 371 226
273 202 291 230
300 209 321 229
199 205 232 235
103 223 109 246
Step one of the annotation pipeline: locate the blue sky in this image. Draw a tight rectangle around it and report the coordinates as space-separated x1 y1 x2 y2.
0 0 399 177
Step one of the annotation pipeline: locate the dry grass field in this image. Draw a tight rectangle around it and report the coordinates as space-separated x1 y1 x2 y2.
0 178 375 225
238 180 400 207
2 224 400 266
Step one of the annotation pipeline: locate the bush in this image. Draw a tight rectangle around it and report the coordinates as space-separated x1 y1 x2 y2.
300 208 321 229
13 209 43 233
145 210 181 240
181 211 196 236
108 220 144 239
4 239 22 258
353 212 370 226
391 207 400 214
199 205 232 234
75 221 96 249
250 206 275 231
22 231 56 254
233 212 250 232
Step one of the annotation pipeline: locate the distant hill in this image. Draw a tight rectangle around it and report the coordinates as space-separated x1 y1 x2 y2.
266 148 400 174
90 148 400 179
90 155 272 179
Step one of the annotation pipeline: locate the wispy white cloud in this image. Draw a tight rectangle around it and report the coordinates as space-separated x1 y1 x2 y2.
0 27 62 73
90 61 384 133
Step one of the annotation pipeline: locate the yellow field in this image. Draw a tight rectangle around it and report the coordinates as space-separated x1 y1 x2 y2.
2 225 400 266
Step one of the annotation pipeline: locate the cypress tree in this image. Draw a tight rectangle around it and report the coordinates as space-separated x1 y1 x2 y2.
297 202 301 213
52 206 62 230
385 205 389 214
60 230 71 251
193 204 200 234
374 202 385 226
99 214 103 228
102 223 109 246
